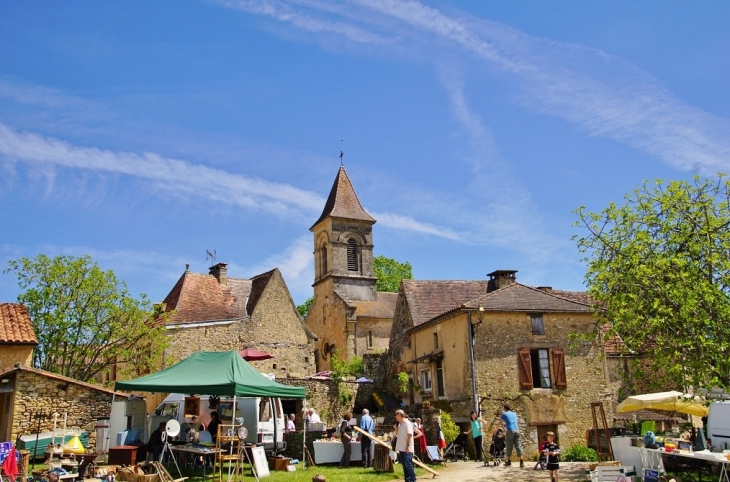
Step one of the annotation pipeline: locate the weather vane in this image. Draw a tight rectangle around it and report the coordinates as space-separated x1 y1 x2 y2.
206 249 216 263
340 139 344 166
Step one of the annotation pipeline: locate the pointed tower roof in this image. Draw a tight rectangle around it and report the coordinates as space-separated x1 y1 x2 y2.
310 166 376 230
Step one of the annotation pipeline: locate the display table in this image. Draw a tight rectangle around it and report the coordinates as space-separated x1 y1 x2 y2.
643 448 730 482
170 444 220 480
312 441 362 465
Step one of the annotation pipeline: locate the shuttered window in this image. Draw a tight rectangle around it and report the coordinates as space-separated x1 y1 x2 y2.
347 239 358 271
517 347 568 390
531 314 545 335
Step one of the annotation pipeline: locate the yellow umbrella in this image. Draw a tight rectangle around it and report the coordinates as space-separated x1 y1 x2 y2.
615 391 708 417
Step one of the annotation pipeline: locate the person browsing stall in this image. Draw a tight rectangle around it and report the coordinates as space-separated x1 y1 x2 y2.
359 408 375 468
338 412 354 469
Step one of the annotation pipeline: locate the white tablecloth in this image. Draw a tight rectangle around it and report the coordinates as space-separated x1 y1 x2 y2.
312 441 363 465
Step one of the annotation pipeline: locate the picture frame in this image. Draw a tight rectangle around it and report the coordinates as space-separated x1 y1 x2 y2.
184 396 200 417
250 446 270 478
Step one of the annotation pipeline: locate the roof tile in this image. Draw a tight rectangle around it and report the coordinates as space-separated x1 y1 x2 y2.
310 166 375 229
0 303 38 345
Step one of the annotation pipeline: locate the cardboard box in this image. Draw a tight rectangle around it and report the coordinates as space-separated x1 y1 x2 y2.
268 457 291 471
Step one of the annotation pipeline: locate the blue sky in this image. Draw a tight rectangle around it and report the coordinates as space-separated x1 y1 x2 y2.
1 1 729 306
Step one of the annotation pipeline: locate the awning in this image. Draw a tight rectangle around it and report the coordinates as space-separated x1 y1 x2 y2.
407 350 444 364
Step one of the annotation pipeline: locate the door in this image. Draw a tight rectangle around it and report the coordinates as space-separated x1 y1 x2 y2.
0 389 15 442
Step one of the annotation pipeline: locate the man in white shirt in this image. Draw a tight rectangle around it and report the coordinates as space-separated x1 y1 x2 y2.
395 410 416 482
306 408 321 424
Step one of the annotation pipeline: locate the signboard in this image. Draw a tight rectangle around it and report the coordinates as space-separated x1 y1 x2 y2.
643 468 660 482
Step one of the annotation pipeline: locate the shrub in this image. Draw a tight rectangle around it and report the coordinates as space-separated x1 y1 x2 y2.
561 443 598 462
440 412 460 444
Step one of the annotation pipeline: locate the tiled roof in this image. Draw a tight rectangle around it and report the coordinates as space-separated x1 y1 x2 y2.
310 166 375 229
162 270 251 325
0 303 38 345
550 289 595 306
402 279 491 327
463 283 594 312
335 291 398 319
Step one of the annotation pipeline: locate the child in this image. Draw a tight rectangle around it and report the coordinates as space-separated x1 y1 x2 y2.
544 431 560 482
533 434 548 470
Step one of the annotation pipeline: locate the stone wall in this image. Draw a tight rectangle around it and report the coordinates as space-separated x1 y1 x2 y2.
165 269 316 378
0 345 33 370
473 311 620 450
9 369 127 448
284 378 361 427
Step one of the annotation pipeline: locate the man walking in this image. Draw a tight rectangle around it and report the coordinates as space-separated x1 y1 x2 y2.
359 408 375 468
499 404 524 467
395 409 416 482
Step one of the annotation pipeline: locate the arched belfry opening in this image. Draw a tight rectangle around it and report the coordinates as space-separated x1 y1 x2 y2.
347 239 358 271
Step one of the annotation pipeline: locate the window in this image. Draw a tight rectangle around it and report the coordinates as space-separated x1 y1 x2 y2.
259 398 272 422
517 347 567 390
531 314 545 335
421 369 432 392
320 246 327 276
436 360 445 398
347 239 358 271
367 330 373 349
433 332 439 349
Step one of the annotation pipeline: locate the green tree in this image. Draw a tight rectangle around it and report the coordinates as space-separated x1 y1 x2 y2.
297 296 313 318
374 255 413 293
4 254 168 383
574 175 730 390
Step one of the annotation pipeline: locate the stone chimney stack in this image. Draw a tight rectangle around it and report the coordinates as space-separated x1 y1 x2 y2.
487 270 517 292
209 262 228 285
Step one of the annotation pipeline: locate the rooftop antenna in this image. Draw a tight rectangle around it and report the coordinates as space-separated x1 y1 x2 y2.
340 139 344 166
206 249 216 263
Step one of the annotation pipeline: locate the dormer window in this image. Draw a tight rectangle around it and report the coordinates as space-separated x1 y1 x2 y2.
347 239 358 271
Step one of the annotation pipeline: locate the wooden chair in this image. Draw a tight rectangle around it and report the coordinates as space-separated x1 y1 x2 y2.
214 424 243 482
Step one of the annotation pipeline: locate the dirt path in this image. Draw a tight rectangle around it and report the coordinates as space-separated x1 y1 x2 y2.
427 461 592 481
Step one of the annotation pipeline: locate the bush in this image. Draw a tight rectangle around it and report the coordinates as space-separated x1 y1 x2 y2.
561 443 598 462
440 412 460 444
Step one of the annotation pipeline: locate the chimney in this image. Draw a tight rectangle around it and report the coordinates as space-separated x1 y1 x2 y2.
209 262 228 285
487 270 517 292
537 286 553 293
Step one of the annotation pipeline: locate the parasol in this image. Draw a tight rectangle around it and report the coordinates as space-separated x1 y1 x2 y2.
615 391 708 417
238 348 275 361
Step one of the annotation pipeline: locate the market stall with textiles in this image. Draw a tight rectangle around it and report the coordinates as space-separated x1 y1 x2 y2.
113 351 306 478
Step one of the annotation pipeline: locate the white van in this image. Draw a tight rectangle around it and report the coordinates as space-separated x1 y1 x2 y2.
708 401 730 451
150 394 287 454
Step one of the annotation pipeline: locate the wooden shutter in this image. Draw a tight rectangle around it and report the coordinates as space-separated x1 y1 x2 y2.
518 348 533 389
553 348 567 390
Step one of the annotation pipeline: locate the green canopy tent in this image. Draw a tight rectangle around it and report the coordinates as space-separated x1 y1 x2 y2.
114 350 305 398
113 350 306 467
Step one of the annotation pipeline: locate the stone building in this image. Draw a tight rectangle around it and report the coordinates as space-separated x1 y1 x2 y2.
0 365 127 446
388 270 619 448
160 263 318 378
306 166 397 370
0 303 37 370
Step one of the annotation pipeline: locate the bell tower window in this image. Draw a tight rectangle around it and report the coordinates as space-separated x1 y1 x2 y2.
347 239 358 271
320 246 327 277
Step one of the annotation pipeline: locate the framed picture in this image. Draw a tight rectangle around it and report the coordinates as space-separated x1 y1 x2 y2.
184 396 200 417
643 468 660 482
678 441 693 452
250 446 270 478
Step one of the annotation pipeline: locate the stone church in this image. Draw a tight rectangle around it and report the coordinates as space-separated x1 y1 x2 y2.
306 166 397 370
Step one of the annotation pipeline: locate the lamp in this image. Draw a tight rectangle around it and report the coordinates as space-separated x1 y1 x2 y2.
476 305 485 324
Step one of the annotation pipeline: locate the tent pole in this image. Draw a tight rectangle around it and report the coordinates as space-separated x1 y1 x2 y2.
302 399 306 468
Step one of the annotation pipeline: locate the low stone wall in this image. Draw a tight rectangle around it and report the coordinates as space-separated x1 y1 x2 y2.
10 368 126 449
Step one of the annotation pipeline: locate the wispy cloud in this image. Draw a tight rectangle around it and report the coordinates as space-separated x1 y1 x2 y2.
239 235 313 301
0 124 462 241
0 124 324 216
220 0 730 173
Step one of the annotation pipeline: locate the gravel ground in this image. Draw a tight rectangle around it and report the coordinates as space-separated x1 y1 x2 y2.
423 461 592 481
